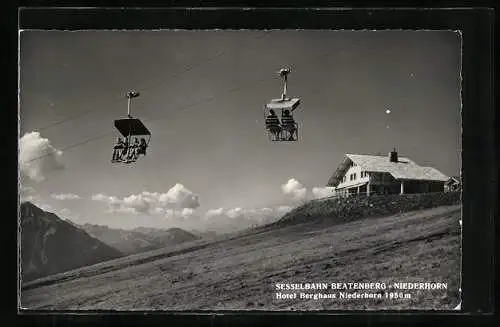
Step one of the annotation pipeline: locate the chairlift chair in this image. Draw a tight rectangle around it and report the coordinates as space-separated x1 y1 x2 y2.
111 91 151 164
264 68 301 142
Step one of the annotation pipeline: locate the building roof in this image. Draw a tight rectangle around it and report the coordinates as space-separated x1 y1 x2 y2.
265 98 301 111
445 176 461 185
327 153 450 187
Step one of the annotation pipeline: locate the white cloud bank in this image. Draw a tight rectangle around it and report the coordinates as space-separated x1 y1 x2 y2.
282 178 337 201
311 186 336 199
20 185 38 202
91 181 295 233
19 185 53 211
56 207 82 222
201 205 292 233
19 132 64 182
205 207 277 222
89 178 336 233
92 183 200 216
281 178 308 201
51 193 82 200
205 206 293 221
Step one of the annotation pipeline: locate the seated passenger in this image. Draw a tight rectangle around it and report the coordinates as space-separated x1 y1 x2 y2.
281 109 296 141
112 137 124 161
120 138 129 161
128 138 140 160
265 109 281 140
137 138 148 156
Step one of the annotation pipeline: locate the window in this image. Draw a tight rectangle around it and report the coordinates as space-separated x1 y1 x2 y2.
361 171 364 178
353 173 356 180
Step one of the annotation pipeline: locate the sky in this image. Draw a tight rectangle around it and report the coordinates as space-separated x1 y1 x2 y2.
19 30 462 231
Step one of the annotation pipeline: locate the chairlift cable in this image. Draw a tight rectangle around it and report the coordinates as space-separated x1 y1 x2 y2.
37 97 125 132
141 49 332 125
26 43 337 163
36 31 273 132
35 43 246 133
37 51 224 132
24 131 116 163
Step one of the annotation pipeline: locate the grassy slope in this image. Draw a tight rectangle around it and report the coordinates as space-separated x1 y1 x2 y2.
21 204 461 311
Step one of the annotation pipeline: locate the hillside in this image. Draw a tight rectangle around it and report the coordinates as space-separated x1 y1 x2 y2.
274 191 461 227
189 229 219 240
20 202 123 283
79 224 200 255
21 201 462 310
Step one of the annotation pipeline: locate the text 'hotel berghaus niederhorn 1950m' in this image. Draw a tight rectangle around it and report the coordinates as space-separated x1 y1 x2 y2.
19 29 462 311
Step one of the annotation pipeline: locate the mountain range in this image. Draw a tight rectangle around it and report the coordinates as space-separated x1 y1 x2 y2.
77 223 200 255
20 202 201 283
20 201 123 283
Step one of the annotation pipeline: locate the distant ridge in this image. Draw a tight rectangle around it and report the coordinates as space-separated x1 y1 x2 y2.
20 202 123 283
78 223 200 255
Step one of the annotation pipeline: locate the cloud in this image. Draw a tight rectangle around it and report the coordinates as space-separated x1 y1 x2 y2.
39 203 52 211
160 183 200 209
56 207 82 222
276 205 293 215
206 208 224 218
91 194 110 201
60 208 71 215
152 208 199 222
51 193 82 200
20 185 38 202
19 185 55 212
122 193 154 214
203 206 287 226
19 132 64 182
152 207 165 215
226 207 244 219
195 205 299 233
281 178 307 201
91 193 123 212
311 186 336 199
91 184 200 215
182 208 195 216
281 178 337 202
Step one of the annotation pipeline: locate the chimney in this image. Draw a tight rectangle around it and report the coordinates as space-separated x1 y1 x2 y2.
389 148 398 163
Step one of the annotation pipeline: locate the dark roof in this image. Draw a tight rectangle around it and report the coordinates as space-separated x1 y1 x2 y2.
114 118 151 137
